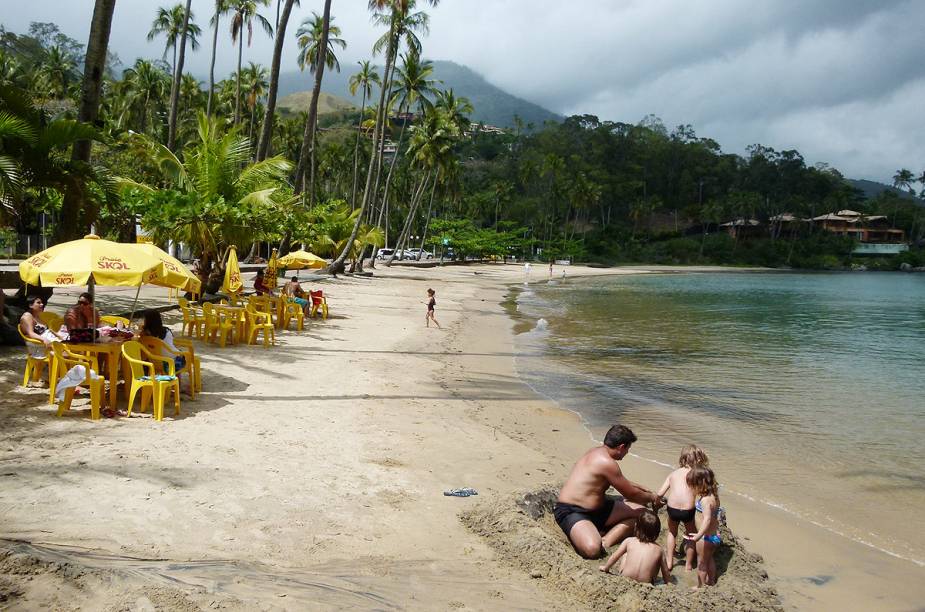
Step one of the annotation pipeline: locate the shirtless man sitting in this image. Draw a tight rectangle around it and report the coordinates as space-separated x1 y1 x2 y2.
555 424 663 558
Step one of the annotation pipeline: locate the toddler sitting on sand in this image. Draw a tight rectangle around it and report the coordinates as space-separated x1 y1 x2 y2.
598 510 671 585
656 444 709 571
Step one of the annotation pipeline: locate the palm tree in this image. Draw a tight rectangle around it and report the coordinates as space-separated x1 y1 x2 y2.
119 112 292 284
36 46 79 99
229 0 272 125
147 4 202 77
348 61 381 206
332 0 440 273
893 168 915 194
122 59 171 135
206 0 231 116
241 62 269 141
58 0 117 241
166 0 197 151
1 86 112 235
295 12 346 73
293 0 339 199
256 0 299 161
434 88 472 133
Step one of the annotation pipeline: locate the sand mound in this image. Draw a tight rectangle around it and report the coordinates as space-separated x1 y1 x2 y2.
461 487 782 611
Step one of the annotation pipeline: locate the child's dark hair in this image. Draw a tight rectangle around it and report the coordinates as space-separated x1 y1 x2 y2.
634 510 661 543
603 424 637 449
427 288 435 296
141 309 167 340
687 466 719 498
679 444 709 468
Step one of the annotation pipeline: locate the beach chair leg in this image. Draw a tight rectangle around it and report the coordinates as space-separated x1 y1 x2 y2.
89 379 102 420
173 382 181 416
57 388 76 417
47 359 58 404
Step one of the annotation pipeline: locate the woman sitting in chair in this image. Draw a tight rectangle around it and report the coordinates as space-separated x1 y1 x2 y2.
140 310 188 391
19 295 66 356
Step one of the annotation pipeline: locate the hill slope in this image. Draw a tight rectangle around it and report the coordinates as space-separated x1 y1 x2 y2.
847 178 922 203
276 60 561 129
276 91 355 116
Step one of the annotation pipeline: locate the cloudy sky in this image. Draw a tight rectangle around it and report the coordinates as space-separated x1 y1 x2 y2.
3 0 924 183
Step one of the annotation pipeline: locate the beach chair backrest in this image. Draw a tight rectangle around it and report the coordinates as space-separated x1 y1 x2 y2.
18 324 46 354
121 340 151 380
43 312 63 332
310 290 324 305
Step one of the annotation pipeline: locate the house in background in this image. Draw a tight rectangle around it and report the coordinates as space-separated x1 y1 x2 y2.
812 210 907 254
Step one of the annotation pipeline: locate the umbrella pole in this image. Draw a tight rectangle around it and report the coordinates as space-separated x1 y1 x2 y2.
128 283 142 324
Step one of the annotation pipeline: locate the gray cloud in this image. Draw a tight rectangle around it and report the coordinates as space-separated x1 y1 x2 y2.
2 0 922 182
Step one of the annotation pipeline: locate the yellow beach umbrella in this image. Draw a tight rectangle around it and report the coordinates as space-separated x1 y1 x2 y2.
266 247 279 290
277 250 327 270
222 245 243 295
20 234 164 288
127 242 202 294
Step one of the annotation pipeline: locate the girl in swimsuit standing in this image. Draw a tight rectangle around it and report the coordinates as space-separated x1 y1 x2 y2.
684 466 722 588
425 288 441 329
656 445 709 570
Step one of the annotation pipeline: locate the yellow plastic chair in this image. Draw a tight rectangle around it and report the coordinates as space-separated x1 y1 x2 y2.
245 304 275 347
100 315 131 328
279 300 305 331
178 298 205 338
174 337 202 393
121 340 180 421
50 342 103 420
17 325 50 387
202 303 236 347
43 312 64 333
139 336 199 399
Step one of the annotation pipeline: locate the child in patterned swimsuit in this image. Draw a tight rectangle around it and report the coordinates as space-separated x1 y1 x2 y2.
684 466 722 589
656 445 709 570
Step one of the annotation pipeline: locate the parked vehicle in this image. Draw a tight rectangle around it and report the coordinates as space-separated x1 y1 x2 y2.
376 248 394 260
407 248 433 260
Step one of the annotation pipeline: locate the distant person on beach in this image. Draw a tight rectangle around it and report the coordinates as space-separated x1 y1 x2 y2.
599 510 672 585
555 424 663 558
657 445 709 571
684 467 722 588
425 288 441 329
283 276 309 314
549 261 553 278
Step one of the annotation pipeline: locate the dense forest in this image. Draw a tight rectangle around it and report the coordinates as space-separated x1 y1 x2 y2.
2 0 924 291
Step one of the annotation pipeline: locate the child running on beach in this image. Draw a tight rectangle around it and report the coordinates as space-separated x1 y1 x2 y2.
599 510 672 585
656 445 709 571
425 288 441 329
684 467 722 588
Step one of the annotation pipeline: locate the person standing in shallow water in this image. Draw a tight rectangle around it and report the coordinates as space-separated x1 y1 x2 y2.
555 424 663 558
425 288 441 329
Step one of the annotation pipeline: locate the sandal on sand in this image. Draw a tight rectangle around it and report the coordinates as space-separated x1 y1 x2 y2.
101 408 126 418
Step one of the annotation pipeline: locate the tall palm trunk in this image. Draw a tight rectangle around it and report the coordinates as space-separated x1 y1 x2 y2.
207 1 220 115
350 88 368 208
256 0 294 161
167 0 193 151
332 23 398 273
234 33 244 124
294 0 332 197
57 0 117 242
387 170 431 266
417 177 438 257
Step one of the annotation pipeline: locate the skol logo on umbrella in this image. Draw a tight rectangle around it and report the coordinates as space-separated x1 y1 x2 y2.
97 257 130 270
229 272 241 284
28 254 49 267
54 274 75 285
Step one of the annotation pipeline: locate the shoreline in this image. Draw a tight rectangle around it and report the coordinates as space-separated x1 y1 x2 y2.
502 266 925 610
0 263 920 609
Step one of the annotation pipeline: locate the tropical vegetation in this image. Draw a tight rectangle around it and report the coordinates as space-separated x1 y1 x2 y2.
1 1 923 282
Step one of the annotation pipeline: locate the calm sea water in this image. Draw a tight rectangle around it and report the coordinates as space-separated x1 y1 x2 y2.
513 272 925 566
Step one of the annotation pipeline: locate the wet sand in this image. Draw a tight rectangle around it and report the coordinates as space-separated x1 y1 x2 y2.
0 263 921 609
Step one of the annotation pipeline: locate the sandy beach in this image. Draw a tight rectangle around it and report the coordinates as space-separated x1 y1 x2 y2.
1 263 922 610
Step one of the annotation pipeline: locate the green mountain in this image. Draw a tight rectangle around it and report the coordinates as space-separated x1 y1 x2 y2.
276 60 561 129
848 179 922 203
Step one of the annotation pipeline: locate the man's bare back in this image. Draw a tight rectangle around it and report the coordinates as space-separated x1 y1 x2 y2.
554 425 661 558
